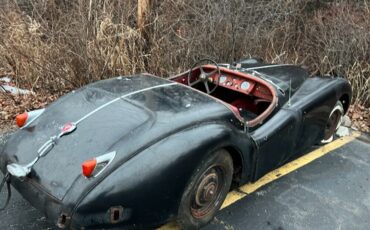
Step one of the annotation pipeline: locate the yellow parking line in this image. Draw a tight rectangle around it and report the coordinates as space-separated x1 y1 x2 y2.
159 132 361 230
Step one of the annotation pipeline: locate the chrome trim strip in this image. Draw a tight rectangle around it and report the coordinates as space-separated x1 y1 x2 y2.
92 151 117 178
244 64 294 71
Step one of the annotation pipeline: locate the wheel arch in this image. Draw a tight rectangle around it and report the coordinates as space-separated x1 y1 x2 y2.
339 93 350 114
72 122 244 228
224 146 244 187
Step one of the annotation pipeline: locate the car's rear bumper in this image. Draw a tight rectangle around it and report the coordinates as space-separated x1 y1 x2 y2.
5 174 140 229
9 176 63 227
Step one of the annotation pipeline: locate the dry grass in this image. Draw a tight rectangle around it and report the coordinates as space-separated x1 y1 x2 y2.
0 0 369 107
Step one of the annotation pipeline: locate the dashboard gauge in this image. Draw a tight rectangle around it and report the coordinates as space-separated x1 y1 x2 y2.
240 81 250 90
219 75 227 84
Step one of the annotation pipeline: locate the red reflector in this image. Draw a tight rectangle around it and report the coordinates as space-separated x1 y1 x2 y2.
16 113 28 127
82 159 97 177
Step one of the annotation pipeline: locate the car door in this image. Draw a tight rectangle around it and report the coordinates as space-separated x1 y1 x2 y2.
250 108 302 180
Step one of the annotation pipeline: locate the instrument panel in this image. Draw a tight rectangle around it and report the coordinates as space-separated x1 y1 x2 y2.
174 69 272 101
217 74 255 94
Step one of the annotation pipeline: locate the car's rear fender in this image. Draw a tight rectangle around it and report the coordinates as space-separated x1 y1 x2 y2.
69 122 252 229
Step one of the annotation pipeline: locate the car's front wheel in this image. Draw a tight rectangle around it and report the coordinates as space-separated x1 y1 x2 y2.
177 149 233 229
321 101 344 143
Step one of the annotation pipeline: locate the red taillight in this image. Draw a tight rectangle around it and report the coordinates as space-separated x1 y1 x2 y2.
82 159 97 178
81 151 116 179
16 112 28 127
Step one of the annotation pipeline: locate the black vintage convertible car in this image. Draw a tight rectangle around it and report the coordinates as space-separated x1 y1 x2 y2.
0 58 350 229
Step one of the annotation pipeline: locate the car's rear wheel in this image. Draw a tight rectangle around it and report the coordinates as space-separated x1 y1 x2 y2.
177 149 233 230
321 101 344 143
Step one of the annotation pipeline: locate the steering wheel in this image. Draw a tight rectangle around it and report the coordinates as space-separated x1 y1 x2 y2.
187 59 221 94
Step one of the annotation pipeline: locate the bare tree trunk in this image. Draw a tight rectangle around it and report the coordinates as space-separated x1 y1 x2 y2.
137 0 151 32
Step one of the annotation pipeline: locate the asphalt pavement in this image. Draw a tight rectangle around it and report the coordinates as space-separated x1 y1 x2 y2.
204 138 370 230
1 136 370 230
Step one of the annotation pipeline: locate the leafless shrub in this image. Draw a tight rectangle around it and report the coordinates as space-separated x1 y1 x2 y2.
0 0 144 91
0 0 369 106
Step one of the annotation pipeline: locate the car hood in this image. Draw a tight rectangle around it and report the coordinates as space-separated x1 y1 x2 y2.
242 65 309 99
0 75 230 200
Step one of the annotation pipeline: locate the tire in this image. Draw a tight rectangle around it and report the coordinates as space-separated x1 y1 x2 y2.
177 149 233 230
321 101 344 143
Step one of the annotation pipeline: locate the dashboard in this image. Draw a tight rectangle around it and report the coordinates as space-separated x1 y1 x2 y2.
215 74 273 101
217 74 255 94
173 68 273 102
